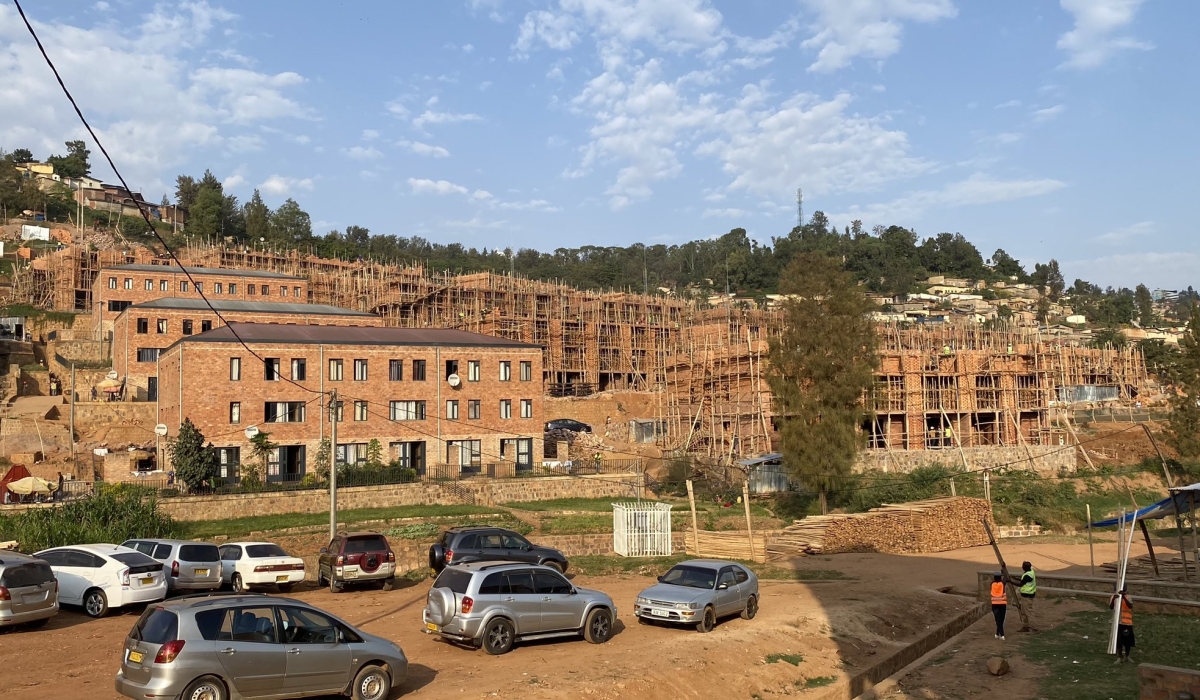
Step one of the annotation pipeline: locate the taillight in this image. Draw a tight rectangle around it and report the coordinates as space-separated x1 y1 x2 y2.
336 555 344 566
445 549 454 564
170 561 179 577
293 563 306 571
253 565 268 572
386 551 395 563
120 568 130 586
0 586 9 601
461 596 473 614
154 640 185 664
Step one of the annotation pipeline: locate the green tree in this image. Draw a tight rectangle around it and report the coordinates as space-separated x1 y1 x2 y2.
313 438 331 481
244 189 271 241
1091 328 1127 348
167 419 218 491
1031 260 1065 301
10 148 34 163
989 249 1026 281
1168 308 1200 459
366 438 384 468
766 253 879 514
268 198 312 245
1135 284 1155 326
244 431 278 489
47 140 90 178
175 175 200 209
188 180 225 238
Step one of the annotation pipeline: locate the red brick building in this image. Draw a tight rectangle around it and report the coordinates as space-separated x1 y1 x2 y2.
157 325 545 481
113 299 383 401
92 264 308 340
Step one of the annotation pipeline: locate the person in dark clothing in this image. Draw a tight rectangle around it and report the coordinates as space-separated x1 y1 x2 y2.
1109 587 1135 663
54 472 64 501
990 572 1007 640
1018 561 1037 631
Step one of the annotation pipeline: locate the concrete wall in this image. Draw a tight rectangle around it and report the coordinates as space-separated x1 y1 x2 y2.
857 445 1076 475
1138 664 1200 700
158 474 644 521
976 570 1200 608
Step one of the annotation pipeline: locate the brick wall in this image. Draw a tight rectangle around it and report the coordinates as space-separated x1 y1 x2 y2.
998 524 1043 538
856 445 1076 475
1139 664 1200 700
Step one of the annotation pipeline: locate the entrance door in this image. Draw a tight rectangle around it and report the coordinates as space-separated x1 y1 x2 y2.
147 376 158 402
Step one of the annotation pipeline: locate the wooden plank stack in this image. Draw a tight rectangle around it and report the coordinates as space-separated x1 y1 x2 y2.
1102 553 1192 581
767 496 993 557
684 529 770 563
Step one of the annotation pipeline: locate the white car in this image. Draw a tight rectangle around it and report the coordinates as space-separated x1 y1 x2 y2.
218 541 306 592
34 544 166 618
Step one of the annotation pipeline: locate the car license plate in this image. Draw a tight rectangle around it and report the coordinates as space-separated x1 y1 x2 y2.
651 608 670 617
128 650 144 664
343 569 357 578
425 622 438 631
140 577 154 585
276 575 288 582
194 568 208 576
22 593 42 604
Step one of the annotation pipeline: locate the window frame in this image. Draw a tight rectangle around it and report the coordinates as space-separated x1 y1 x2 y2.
230 357 242 381
328 359 343 381
520 360 532 382
499 361 511 382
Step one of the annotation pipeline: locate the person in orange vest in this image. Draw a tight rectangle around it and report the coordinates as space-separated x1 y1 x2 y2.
1109 587 1135 663
990 572 1007 640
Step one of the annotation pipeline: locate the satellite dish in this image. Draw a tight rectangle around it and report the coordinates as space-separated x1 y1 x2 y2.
244 425 260 440
106 370 118 380
154 424 168 437
447 374 461 388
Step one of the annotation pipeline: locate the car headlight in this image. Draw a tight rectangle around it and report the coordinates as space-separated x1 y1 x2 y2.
636 597 649 606
676 602 699 610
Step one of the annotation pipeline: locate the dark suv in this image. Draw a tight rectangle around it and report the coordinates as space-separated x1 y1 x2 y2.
317 532 397 593
429 527 569 575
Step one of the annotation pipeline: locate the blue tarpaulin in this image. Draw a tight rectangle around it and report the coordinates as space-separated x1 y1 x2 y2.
1089 483 1200 527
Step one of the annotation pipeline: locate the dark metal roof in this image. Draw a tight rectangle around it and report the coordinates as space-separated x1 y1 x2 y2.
173 323 540 349
104 264 302 280
125 298 376 317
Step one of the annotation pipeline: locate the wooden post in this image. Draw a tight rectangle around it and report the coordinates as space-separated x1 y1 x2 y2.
1138 519 1159 578
742 481 756 563
686 479 700 557
1063 416 1095 470
1142 424 1174 488
1086 503 1095 577
1171 489 1191 582
981 519 1028 627
950 478 956 497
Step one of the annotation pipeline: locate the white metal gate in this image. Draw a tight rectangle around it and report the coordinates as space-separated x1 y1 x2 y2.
613 502 673 557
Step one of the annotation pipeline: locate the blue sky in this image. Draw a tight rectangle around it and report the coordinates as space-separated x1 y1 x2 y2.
1 0 1194 289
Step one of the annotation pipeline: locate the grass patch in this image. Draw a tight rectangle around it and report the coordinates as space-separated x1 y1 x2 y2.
766 653 804 666
20 363 46 372
565 554 848 582
504 497 634 512
1021 610 1200 700
799 676 836 689
538 513 613 535
385 523 440 540
178 504 505 540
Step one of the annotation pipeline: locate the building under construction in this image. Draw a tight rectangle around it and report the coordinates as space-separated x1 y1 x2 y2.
13 242 1149 462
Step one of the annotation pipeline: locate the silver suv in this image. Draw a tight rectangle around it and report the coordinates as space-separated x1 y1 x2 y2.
0 550 58 628
115 593 408 700
121 539 223 592
422 561 615 655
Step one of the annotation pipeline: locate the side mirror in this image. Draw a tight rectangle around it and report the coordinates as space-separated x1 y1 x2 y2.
717 583 728 590
523 544 533 551
319 547 328 554
657 576 665 583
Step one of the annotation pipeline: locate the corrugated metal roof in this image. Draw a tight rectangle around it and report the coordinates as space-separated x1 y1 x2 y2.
173 323 539 349
104 264 301 280
126 298 376 317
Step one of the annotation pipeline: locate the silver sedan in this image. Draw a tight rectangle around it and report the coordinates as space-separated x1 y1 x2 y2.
633 559 759 632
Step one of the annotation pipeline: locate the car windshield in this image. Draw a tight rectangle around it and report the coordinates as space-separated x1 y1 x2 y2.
0 561 54 587
246 544 288 558
660 565 717 590
433 568 473 594
133 608 178 644
179 544 220 562
343 536 388 554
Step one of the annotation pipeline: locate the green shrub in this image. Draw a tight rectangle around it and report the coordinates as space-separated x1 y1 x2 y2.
0 483 178 552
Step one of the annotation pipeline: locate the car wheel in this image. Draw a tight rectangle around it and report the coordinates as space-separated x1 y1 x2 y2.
382 576 395 591
637 615 651 626
695 606 715 633
231 573 248 593
482 618 515 655
83 588 109 618
330 576 343 594
584 608 613 644
541 560 564 574
317 568 327 587
181 675 226 700
741 595 758 620
277 583 294 594
351 664 391 700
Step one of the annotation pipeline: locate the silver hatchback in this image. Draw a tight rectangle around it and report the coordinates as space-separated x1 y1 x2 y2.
122 539 223 592
0 551 58 628
115 593 408 700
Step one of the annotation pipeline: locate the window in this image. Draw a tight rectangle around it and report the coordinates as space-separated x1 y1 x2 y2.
108 300 131 312
195 282 203 294
156 319 167 334
516 438 532 468
389 359 403 381
448 440 482 467
260 284 269 295
733 566 749 584
499 361 511 381
293 286 302 297
391 441 425 470
229 402 241 424
227 606 278 644
331 400 344 422
281 286 288 297
279 607 342 645
521 399 533 419
468 399 481 420
412 360 426 381
353 359 368 381
123 277 133 289
535 571 572 595
182 320 193 335
217 448 240 478
228 283 237 295
390 400 426 421
180 281 189 292
354 401 368 421
446 400 459 419
136 348 159 362
264 358 280 381
201 320 212 332
107 276 117 289
520 361 532 382
505 572 535 595
247 284 255 295
336 443 369 465
328 359 343 381
136 318 148 334
143 279 153 291
291 358 306 381
214 283 223 294
229 357 242 381
499 400 512 419
159 280 168 291
445 360 458 379
265 401 306 423
468 360 481 382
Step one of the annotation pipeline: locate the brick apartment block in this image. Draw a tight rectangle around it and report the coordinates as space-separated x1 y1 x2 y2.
112 298 384 401
92 264 308 340
157 324 545 482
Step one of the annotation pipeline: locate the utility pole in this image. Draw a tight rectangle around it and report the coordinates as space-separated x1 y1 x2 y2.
329 389 338 541
796 187 803 227
69 363 76 466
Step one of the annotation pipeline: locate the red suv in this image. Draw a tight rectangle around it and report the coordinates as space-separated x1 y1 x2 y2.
317 531 397 593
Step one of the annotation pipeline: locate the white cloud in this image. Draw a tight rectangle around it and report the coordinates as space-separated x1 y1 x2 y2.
189 67 310 122
412 110 484 128
1095 220 1155 245
1058 0 1153 69
468 0 506 23
223 134 264 153
223 174 246 189
397 140 451 158
1068 251 1199 290
497 199 560 212
515 10 581 56
93 1 111 11
515 0 725 55
362 129 380 141
1032 104 1066 122
798 0 956 73
702 207 749 218
834 174 1066 223
442 215 509 229
408 178 469 195
989 132 1023 145
385 98 410 119
259 175 314 197
995 99 1021 109
342 145 383 160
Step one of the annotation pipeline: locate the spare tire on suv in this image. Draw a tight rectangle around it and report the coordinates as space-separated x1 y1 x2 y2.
318 532 398 592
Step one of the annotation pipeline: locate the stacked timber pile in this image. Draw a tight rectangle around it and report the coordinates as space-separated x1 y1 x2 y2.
1102 553 1192 581
768 497 993 557
684 529 771 563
